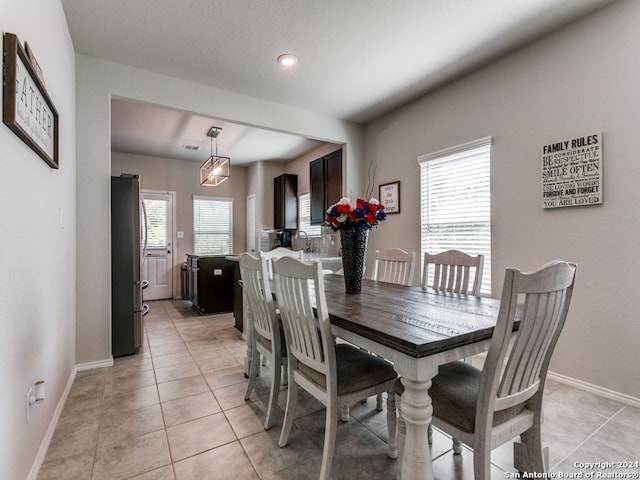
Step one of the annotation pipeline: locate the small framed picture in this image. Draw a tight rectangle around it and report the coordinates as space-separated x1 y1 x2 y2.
379 181 400 214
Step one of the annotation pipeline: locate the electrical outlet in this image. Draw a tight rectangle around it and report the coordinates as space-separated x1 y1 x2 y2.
26 387 33 423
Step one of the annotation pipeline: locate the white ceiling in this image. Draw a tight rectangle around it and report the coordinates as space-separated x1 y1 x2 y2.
62 0 615 165
109 98 330 165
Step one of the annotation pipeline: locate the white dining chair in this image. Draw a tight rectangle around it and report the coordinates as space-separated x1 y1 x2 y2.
397 260 577 479
272 257 398 480
422 249 484 296
407 249 485 452
239 253 285 430
369 248 416 410
372 248 416 286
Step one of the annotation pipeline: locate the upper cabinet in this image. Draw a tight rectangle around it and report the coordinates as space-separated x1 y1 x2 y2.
310 149 342 225
274 173 298 230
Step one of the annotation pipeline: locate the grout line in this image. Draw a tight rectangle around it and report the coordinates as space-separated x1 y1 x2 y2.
549 404 627 471
150 301 179 479
88 370 107 480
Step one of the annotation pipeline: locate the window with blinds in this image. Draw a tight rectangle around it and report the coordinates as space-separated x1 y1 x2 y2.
418 137 492 295
193 196 233 255
143 199 168 249
298 193 322 237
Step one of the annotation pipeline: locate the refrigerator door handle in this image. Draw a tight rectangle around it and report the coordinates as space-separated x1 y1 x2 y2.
133 282 142 312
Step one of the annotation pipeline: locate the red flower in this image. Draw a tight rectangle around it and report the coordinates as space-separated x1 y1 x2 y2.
337 204 351 214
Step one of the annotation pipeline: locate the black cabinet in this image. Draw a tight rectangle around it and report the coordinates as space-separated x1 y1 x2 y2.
186 255 234 315
274 173 298 230
310 149 342 224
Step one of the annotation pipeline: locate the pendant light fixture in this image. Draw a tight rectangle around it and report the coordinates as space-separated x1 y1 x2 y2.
199 126 230 186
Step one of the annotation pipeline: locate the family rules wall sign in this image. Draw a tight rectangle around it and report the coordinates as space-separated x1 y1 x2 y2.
542 132 602 209
3 32 59 168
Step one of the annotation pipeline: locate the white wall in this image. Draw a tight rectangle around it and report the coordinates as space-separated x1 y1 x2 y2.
365 0 640 399
0 1 76 478
75 56 365 364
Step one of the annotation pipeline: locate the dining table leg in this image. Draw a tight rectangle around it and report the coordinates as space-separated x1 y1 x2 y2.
399 373 436 480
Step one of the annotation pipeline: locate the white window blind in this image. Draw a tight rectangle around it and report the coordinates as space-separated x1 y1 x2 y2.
298 193 322 237
418 137 492 295
193 196 233 255
143 199 168 249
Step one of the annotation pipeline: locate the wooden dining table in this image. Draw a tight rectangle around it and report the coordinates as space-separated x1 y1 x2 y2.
320 273 518 480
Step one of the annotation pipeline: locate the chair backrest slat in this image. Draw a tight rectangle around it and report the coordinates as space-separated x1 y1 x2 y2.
423 250 484 296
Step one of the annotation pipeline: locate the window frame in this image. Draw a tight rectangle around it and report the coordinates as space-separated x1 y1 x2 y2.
192 195 234 256
142 197 169 250
298 192 323 237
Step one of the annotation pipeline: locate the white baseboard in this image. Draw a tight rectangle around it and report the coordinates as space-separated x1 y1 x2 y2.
27 357 114 480
547 371 640 408
26 366 78 480
76 357 114 371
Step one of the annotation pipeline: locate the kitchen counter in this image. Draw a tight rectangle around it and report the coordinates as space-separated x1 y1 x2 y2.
225 252 341 263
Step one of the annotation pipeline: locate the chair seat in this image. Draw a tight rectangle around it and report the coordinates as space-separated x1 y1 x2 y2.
429 361 526 434
299 343 397 395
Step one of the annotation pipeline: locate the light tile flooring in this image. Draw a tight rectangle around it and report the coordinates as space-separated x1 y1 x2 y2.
37 300 640 480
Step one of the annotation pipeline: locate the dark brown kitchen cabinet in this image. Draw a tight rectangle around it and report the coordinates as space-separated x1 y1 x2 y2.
274 173 298 230
310 149 342 224
186 255 234 315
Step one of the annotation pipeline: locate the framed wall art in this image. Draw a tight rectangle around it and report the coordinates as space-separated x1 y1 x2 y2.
542 132 602 209
379 181 400 214
3 32 59 168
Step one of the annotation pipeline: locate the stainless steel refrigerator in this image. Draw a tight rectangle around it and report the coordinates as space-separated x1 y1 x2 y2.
111 174 143 356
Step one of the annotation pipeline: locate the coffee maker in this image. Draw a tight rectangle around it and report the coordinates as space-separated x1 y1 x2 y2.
274 230 292 248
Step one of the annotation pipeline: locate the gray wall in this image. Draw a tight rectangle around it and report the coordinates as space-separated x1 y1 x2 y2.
365 0 640 399
0 1 77 478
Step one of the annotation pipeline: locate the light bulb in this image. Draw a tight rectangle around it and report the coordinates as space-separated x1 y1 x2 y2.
277 54 298 67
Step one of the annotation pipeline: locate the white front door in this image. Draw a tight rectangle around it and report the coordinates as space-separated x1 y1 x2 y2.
142 191 175 300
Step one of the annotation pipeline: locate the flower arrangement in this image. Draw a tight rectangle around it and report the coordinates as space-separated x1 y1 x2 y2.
324 197 386 230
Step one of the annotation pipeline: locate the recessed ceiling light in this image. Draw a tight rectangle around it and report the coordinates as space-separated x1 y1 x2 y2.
277 54 298 67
